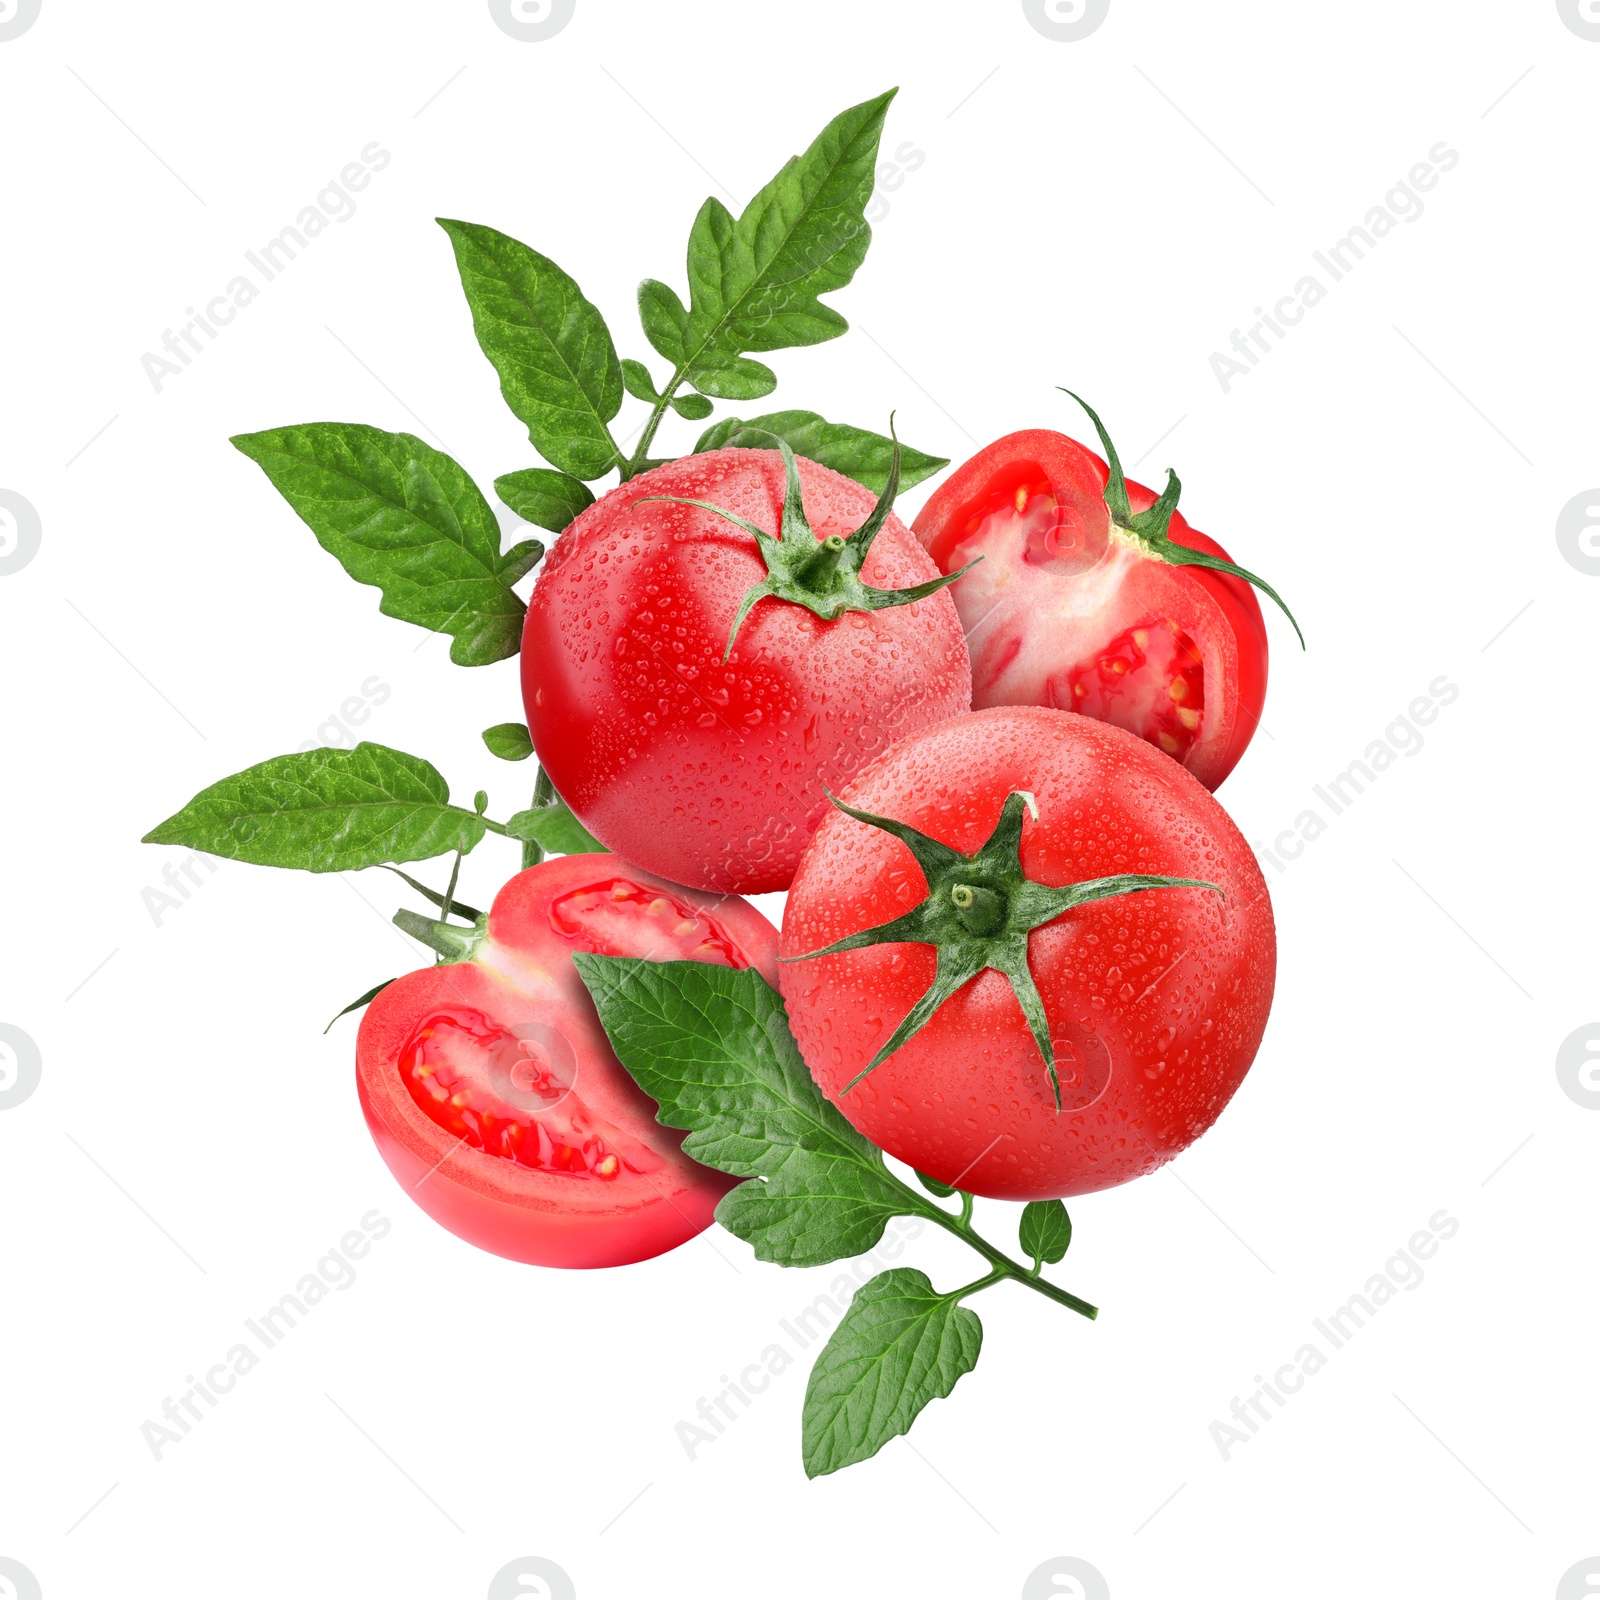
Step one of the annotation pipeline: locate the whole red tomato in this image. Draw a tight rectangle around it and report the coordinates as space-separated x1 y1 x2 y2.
522 444 971 893
357 854 778 1267
778 706 1275 1200
912 397 1299 790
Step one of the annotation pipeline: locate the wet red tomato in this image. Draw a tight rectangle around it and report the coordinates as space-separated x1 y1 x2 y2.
522 446 971 893
779 707 1276 1200
357 854 779 1267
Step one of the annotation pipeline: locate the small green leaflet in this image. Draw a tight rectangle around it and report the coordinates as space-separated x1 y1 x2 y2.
323 978 396 1033
915 1170 957 1199
506 795 607 856
801 1270 983 1478
482 722 534 762
637 90 896 401
572 957 926 1266
232 424 539 667
142 743 486 872
620 358 661 404
696 410 947 494
1019 1199 1072 1265
439 219 623 481
494 467 594 533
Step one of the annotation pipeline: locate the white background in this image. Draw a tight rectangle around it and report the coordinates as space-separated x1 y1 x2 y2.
2 2 1597 1597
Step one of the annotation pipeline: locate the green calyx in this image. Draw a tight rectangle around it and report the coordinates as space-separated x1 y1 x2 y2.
633 417 978 661
788 789 1220 1111
392 908 487 964
1060 388 1305 649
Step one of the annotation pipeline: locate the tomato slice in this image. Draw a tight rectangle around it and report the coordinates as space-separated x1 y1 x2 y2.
356 855 778 1268
913 429 1270 790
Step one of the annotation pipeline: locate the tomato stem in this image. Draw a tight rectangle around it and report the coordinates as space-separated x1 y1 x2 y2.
919 1198 1098 1320
620 367 688 480
797 532 849 590
438 849 463 928
948 1267 1005 1301
521 767 555 871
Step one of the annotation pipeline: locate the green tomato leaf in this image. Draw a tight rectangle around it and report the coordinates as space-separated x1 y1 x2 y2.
642 89 895 398
142 744 486 872
482 722 534 762
573 958 927 1266
694 409 948 493
620 358 661 404
438 218 622 480
801 1269 983 1477
1019 1199 1072 1266
231 424 534 666
915 1170 956 1199
494 467 594 534
671 392 714 421
505 795 607 855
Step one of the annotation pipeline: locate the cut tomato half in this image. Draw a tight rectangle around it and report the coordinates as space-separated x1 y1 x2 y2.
913 416 1288 790
357 854 778 1268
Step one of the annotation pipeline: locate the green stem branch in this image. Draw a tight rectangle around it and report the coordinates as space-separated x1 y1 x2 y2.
919 1200 1097 1320
948 1267 1005 1302
620 365 690 480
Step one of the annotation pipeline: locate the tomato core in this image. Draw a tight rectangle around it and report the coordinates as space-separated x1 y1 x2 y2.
1044 616 1207 762
548 878 753 968
397 1008 659 1180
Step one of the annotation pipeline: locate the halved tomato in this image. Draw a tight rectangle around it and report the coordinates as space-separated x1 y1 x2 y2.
356 854 779 1268
912 399 1298 789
